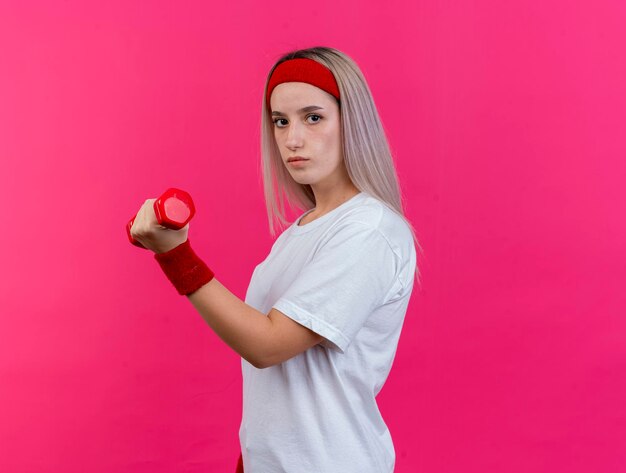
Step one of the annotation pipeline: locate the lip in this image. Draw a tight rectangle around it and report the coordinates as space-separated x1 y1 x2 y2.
288 159 309 167
287 156 309 163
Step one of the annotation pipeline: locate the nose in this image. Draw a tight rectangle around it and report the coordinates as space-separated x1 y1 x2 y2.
284 121 304 149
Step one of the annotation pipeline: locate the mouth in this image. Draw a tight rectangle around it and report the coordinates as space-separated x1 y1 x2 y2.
287 156 309 163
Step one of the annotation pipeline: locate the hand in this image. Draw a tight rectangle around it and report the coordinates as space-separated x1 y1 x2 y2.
129 198 189 254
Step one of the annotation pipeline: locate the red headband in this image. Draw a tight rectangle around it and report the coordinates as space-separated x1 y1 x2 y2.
266 58 340 110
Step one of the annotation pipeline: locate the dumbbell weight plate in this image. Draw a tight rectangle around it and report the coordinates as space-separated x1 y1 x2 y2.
153 188 195 229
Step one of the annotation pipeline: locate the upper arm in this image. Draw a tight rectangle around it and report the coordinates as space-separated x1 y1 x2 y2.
271 224 399 354
260 308 325 368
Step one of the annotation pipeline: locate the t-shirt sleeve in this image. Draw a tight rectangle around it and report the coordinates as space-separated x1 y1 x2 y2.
272 222 399 354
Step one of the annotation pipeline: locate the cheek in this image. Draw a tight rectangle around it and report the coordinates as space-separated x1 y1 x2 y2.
320 125 339 146
324 130 342 156
325 122 341 144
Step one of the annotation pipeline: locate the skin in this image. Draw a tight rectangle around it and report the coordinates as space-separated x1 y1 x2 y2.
271 81 360 220
129 80 358 368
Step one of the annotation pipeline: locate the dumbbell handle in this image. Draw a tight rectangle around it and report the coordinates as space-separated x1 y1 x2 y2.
126 188 195 249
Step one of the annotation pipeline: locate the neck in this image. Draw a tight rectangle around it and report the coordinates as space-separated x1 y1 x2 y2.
310 181 361 215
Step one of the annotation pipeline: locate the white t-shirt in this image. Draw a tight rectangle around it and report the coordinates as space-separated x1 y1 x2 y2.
240 191 417 473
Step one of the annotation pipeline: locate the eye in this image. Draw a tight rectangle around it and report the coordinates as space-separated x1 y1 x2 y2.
272 114 323 128
306 114 322 124
273 118 288 128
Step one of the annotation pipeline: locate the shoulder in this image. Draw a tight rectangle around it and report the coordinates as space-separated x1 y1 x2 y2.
335 193 414 252
333 193 417 290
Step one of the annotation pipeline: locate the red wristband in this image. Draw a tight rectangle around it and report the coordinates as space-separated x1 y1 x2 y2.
154 238 215 295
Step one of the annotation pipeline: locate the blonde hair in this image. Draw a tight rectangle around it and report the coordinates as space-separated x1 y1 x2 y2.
259 46 423 288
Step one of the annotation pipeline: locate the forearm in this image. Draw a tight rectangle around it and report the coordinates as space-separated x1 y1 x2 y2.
186 278 272 369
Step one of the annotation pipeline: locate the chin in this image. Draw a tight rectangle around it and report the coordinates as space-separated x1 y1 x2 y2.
288 171 314 183
291 177 316 186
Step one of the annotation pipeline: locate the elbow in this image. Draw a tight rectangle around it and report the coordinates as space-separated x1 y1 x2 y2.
248 352 271 370
252 354 276 370
251 350 282 369
251 359 269 370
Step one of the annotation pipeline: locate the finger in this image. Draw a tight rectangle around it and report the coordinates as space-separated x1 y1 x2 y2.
145 198 158 225
133 200 151 234
138 199 155 226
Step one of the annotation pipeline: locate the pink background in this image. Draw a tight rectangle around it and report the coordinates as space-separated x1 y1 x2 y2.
1 1 624 472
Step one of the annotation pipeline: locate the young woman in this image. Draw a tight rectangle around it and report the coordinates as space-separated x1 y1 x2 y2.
129 46 422 473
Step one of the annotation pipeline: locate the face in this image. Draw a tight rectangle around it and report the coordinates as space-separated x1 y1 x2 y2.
270 82 346 189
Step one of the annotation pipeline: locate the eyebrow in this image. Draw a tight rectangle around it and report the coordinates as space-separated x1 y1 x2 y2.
271 105 324 117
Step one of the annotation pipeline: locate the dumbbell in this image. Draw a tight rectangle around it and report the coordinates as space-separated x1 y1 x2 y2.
126 188 195 249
